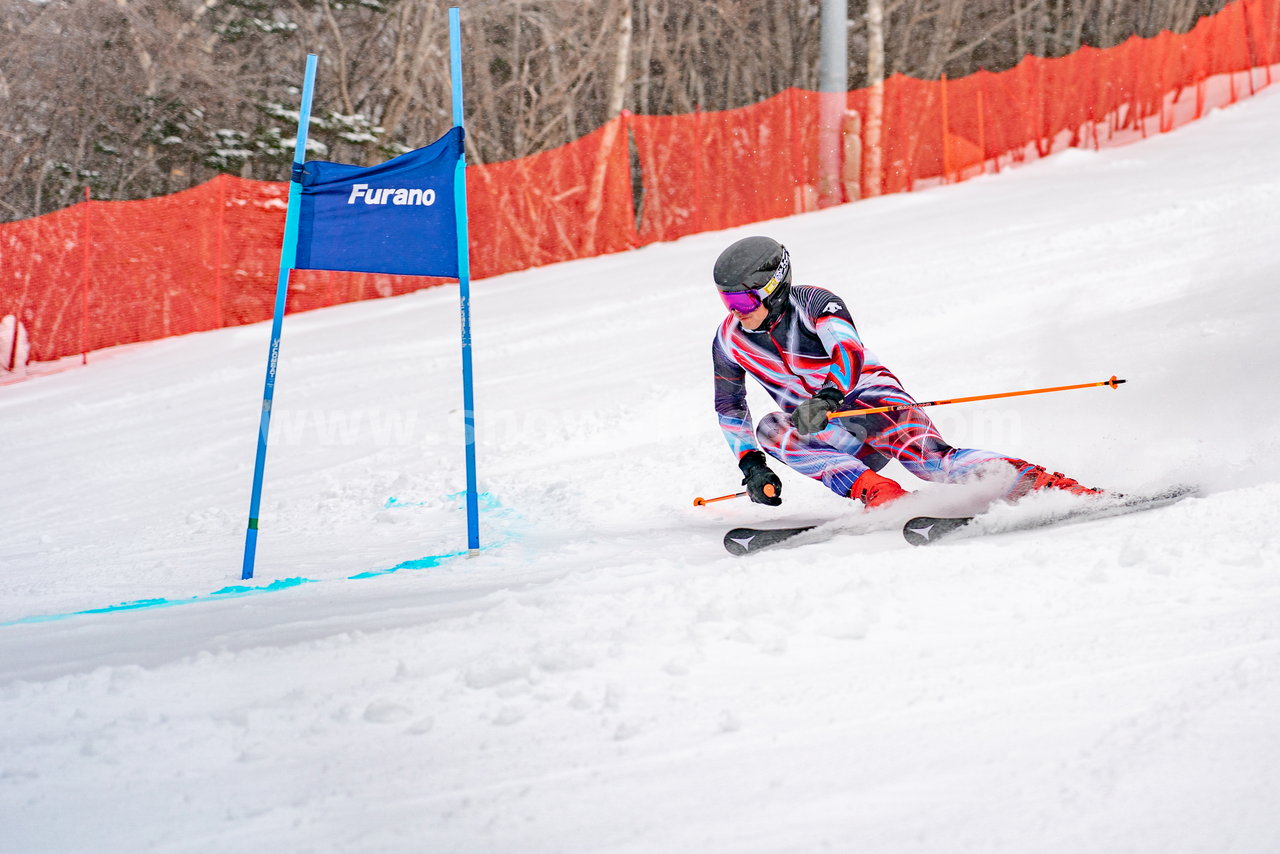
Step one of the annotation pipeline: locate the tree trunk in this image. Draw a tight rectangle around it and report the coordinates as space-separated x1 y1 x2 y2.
585 0 632 254
865 0 886 198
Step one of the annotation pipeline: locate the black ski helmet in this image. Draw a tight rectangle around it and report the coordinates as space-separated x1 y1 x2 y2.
713 236 792 312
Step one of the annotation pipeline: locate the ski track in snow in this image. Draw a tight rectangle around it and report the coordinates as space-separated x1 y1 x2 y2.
3 82 1280 853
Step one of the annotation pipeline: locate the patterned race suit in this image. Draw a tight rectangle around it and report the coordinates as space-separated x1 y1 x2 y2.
713 285 1011 497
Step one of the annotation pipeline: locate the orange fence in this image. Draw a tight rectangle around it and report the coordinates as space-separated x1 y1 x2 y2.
3 0 1277 371
631 0 1278 240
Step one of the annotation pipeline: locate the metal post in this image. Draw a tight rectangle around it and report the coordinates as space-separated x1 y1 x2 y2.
817 0 847 206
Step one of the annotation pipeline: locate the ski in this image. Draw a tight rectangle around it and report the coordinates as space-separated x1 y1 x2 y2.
722 493 997 555
902 484 1198 547
723 525 819 556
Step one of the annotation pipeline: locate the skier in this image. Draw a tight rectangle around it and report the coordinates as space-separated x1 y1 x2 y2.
711 235 1102 509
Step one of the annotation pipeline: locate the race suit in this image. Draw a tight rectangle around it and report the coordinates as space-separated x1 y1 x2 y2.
712 285 1008 497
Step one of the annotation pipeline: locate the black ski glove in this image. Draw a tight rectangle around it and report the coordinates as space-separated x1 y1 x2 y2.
738 450 782 506
791 387 845 435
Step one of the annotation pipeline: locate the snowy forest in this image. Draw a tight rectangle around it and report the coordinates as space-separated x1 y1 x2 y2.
0 0 1231 222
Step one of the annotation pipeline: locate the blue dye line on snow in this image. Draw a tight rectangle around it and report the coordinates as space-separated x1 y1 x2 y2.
2 492 523 628
1 577 318 627
349 548 474 580
1 549 483 628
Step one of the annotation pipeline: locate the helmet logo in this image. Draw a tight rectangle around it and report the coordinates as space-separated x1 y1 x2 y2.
747 249 789 296
770 251 789 290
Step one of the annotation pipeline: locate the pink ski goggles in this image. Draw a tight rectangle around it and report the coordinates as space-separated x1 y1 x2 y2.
718 288 765 314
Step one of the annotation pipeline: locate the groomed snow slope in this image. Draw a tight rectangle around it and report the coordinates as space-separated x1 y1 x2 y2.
2 84 1280 854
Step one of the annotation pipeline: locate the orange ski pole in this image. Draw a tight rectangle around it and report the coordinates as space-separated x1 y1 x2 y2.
828 375 1125 420
693 483 776 507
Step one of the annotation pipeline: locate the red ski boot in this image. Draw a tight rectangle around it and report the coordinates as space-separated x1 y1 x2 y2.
1002 458 1104 501
850 470 909 509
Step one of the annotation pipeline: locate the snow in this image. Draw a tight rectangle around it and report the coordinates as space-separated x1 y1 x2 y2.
3 84 1280 853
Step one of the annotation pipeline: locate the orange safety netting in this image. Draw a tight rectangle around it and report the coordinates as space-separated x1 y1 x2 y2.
469 116 637 277
630 91 822 244
632 0 1278 239
2 0 1277 370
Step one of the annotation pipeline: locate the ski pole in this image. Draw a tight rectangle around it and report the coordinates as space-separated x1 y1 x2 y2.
693 483 776 507
827 375 1126 421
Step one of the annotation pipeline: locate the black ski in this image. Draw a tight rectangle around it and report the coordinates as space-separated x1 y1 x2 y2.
723 525 819 556
901 515 974 545
902 484 1198 547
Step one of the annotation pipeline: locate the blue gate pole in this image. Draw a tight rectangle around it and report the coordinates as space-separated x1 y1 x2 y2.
450 8 481 554
241 54 318 580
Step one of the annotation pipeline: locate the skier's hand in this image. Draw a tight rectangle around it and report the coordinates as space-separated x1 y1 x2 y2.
738 451 782 506
791 388 844 435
